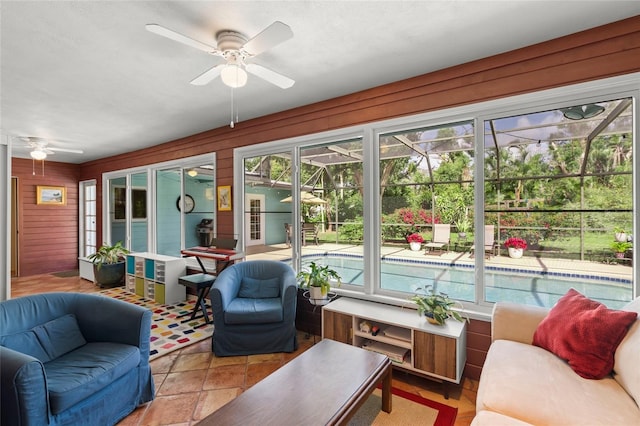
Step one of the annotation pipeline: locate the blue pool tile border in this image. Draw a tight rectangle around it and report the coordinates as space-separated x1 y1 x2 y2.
295 252 632 285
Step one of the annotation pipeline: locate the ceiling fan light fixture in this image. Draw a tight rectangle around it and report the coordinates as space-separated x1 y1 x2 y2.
220 64 248 88
561 104 605 120
30 149 47 160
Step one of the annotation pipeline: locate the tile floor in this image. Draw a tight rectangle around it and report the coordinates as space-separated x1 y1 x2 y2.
10 273 478 425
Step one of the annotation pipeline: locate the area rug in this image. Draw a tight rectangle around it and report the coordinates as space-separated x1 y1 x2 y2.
99 287 214 360
349 387 457 426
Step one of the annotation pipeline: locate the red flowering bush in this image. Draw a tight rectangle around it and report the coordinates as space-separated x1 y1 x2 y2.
406 233 425 243
504 237 527 250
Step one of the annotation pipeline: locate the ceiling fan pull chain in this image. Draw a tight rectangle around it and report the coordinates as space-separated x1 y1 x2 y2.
230 86 235 128
235 91 240 125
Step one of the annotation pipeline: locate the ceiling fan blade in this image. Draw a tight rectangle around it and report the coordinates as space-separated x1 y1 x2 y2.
190 64 225 86
242 21 293 56
245 64 295 89
49 147 84 154
146 24 217 54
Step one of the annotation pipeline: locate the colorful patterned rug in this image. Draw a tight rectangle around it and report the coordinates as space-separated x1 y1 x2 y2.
99 287 214 360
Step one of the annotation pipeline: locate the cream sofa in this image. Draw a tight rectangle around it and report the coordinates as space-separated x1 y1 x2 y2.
472 297 640 425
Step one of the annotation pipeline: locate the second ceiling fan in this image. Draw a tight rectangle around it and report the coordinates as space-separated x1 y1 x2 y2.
146 21 295 89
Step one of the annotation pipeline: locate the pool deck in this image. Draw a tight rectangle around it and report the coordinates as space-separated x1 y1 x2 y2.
245 242 632 282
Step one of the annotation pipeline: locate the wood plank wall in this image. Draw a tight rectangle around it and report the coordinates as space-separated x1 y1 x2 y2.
11 158 81 275
10 16 640 378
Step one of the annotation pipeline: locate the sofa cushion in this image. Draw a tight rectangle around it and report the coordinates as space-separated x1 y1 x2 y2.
34 314 87 360
44 342 140 414
1 330 50 362
477 339 640 425
614 297 640 406
532 288 637 379
238 277 280 299
224 298 283 324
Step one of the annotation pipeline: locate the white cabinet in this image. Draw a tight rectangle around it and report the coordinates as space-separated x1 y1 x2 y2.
125 252 186 305
322 297 466 384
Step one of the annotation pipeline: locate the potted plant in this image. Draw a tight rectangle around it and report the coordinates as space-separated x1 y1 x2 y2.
504 237 527 259
614 226 628 242
410 285 466 325
611 241 632 259
297 261 342 301
406 233 424 251
87 241 130 287
455 217 472 238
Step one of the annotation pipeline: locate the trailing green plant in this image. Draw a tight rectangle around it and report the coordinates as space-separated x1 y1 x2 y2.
297 261 342 295
87 241 129 269
610 241 632 253
410 285 466 325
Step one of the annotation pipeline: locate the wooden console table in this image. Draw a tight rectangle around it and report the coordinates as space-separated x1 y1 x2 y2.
322 297 466 397
200 339 391 425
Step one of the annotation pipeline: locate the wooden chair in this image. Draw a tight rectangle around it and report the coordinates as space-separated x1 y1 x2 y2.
424 224 451 255
302 222 319 245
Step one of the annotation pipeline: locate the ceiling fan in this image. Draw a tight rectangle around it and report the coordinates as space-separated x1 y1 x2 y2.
146 21 295 89
16 137 84 160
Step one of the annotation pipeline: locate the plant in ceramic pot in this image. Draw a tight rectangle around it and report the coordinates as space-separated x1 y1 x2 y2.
455 216 472 238
610 241 632 259
406 233 424 251
504 237 527 259
410 285 465 325
297 261 342 301
87 241 130 287
614 226 628 242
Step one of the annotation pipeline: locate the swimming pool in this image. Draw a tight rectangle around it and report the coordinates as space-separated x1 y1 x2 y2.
299 254 633 309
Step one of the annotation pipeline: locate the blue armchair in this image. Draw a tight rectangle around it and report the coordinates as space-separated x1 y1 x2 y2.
0 292 155 426
210 260 298 356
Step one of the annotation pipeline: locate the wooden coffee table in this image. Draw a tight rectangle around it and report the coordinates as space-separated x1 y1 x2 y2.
199 339 392 425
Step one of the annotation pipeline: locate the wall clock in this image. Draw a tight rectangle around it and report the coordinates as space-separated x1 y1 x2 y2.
176 194 195 213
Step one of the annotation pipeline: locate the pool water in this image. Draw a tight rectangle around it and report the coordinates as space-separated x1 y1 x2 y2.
300 255 633 309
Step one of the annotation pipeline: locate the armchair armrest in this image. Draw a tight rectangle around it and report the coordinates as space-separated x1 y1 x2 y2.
491 302 549 344
280 268 298 303
0 346 49 426
211 269 242 310
74 294 152 355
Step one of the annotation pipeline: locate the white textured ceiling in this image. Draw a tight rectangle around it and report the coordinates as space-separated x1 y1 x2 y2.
2 1 639 163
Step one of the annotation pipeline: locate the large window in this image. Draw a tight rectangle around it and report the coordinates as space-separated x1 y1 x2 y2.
483 98 633 308
103 154 215 261
79 180 97 257
378 121 475 300
244 152 293 253
236 78 637 312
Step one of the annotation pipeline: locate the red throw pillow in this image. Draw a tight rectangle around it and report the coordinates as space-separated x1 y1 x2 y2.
532 288 637 379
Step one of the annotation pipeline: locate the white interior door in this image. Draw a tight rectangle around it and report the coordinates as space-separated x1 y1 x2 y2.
245 194 265 246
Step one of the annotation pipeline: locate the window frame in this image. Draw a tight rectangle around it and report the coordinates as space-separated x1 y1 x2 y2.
234 73 640 319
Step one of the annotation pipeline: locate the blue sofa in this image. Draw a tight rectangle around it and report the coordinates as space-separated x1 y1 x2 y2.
210 260 298 356
0 292 155 426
